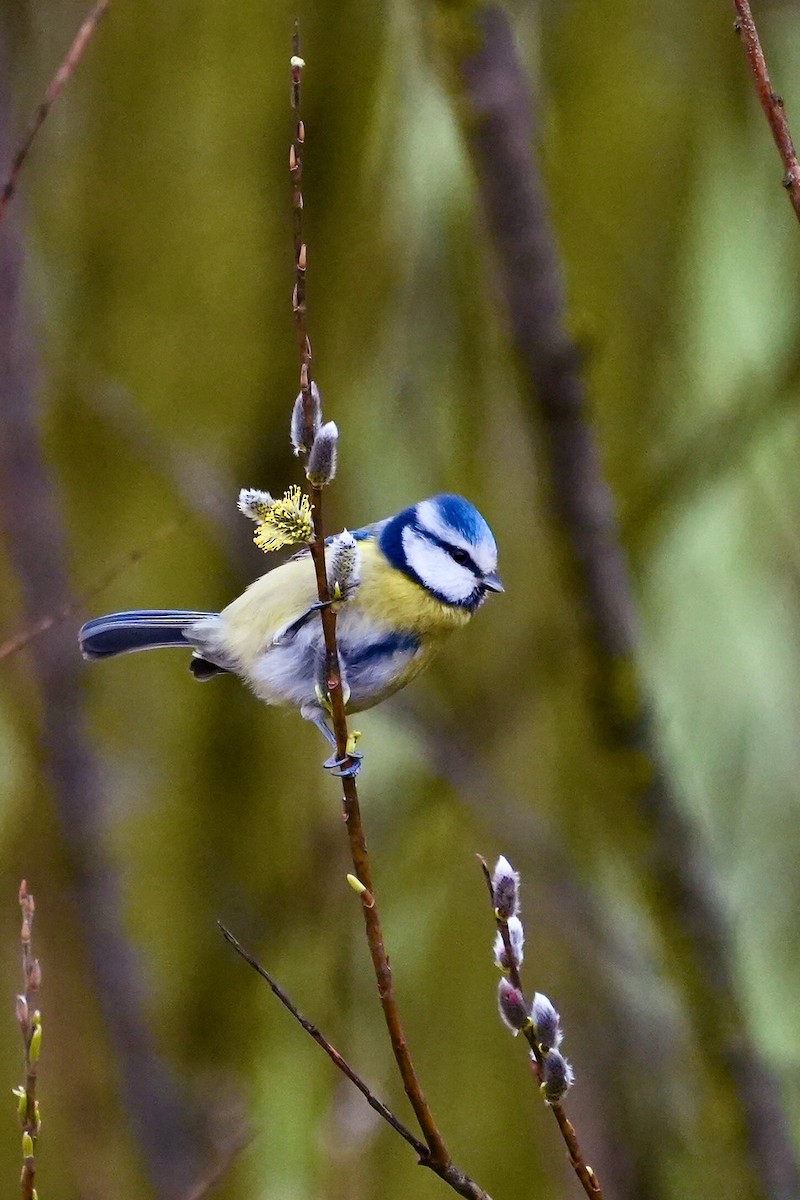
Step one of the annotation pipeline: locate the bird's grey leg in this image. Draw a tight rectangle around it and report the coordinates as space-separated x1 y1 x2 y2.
308 710 336 747
302 705 363 778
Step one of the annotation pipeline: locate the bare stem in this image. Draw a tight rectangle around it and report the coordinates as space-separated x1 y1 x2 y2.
733 0 800 224
0 1 113 224
0 86 205 1190
288 32 449 1168
479 861 603 1200
218 924 493 1200
219 924 426 1156
0 521 177 662
183 1130 255 1200
17 882 40 1200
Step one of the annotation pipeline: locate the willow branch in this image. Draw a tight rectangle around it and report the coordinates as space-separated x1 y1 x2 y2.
0 521 177 662
183 1130 255 1200
733 0 800 225
219 924 492 1200
219 924 427 1156
479 862 603 1200
288 33 450 1169
16 882 40 1200
435 8 800 1199
0 43 204 1185
0 0 113 224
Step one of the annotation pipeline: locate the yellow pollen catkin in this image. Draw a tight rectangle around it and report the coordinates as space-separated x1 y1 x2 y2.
253 486 314 553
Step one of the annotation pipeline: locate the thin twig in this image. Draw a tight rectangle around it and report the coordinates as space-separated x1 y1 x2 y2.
16 882 40 1200
0 93 205 1194
183 1131 254 1200
288 33 450 1169
219 924 493 1200
0 1 113 224
218 924 426 1157
733 0 800 224
479 861 603 1200
0 521 177 662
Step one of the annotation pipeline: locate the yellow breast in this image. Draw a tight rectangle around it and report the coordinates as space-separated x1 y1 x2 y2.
352 539 472 637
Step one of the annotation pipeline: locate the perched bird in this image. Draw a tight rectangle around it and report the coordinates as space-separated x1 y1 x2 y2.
79 493 502 774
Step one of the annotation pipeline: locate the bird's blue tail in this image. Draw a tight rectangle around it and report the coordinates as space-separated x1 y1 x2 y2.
79 610 216 660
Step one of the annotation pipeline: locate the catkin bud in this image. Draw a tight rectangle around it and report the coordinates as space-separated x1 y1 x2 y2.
238 488 273 522
497 978 529 1034
26 959 41 991
508 916 524 965
15 995 28 1028
306 421 339 486
531 993 562 1052
491 855 520 919
328 530 360 598
290 382 322 454
493 915 525 970
540 1048 574 1104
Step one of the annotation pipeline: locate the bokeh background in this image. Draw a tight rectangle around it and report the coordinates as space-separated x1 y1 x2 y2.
1 1 799 1198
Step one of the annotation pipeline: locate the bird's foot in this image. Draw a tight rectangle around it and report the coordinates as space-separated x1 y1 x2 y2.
323 752 363 778
323 730 363 778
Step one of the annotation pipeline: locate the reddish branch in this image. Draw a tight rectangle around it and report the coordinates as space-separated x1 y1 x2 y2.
0 521 177 662
479 862 603 1200
219 924 493 1200
17 882 40 1200
734 0 800 224
0 1 112 224
288 35 450 1170
219 924 427 1156
0 53 204 1191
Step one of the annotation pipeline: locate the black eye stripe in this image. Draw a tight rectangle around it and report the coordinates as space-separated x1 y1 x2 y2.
417 529 479 574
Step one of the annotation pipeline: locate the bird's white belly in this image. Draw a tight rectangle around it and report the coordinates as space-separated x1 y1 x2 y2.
245 608 423 713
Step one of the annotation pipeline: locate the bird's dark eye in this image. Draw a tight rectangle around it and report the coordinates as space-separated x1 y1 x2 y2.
450 548 470 566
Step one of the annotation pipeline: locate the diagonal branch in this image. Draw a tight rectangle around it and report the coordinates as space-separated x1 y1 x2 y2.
219 923 493 1200
219 924 427 1157
0 521 177 662
733 0 800 224
0 0 113 223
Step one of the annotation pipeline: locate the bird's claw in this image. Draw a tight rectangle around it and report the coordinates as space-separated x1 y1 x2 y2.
323 750 363 778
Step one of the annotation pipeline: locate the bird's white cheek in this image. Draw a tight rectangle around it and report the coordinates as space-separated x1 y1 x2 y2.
401 528 476 604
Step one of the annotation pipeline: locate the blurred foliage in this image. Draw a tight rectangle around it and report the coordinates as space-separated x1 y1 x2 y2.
1 0 799 1198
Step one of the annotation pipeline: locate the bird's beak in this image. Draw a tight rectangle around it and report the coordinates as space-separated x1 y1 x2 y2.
482 571 505 594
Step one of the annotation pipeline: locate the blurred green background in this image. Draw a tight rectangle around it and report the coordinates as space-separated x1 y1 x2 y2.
1 1 799 1197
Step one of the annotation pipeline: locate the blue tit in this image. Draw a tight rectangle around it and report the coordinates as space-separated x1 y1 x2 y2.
79 493 503 774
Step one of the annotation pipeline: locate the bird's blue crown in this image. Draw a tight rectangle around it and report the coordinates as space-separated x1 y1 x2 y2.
379 494 500 610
